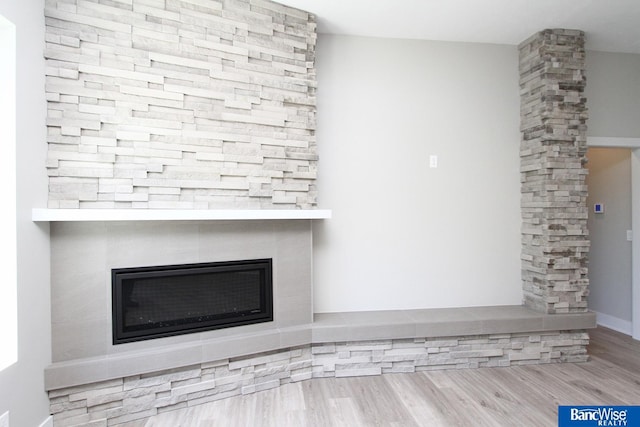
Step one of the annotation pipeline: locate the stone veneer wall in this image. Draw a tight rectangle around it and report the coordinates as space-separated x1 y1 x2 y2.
44 0 317 209
519 29 590 313
49 330 589 426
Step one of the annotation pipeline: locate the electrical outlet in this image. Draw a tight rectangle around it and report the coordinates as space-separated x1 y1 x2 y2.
0 411 9 427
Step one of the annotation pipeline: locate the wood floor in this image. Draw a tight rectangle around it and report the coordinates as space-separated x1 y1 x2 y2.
122 327 640 427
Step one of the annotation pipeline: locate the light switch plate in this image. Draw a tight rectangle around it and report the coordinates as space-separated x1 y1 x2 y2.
429 155 438 168
627 230 633 241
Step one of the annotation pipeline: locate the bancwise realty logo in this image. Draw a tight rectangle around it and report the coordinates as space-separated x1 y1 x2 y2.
558 406 640 426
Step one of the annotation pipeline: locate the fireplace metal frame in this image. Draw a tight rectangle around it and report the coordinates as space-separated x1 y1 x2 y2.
111 259 273 344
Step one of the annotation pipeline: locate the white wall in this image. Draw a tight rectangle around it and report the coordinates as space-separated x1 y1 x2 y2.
313 35 522 312
586 148 632 332
585 50 640 337
0 0 51 426
586 51 640 138
0 12 17 373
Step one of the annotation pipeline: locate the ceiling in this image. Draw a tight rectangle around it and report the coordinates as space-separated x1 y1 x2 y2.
276 0 640 54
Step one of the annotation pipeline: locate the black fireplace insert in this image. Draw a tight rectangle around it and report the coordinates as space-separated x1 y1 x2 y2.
111 259 273 344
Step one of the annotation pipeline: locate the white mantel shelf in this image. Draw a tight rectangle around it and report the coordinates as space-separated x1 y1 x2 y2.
32 208 332 222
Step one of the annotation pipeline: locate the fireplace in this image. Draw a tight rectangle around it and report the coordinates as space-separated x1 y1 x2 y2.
111 258 273 344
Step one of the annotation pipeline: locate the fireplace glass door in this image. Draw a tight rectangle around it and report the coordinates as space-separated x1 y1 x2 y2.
112 259 273 344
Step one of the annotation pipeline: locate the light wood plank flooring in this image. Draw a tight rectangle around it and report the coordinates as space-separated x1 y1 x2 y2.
121 327 640 427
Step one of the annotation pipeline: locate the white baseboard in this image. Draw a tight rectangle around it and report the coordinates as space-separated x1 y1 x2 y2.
38 416 53 427
595 311 633 335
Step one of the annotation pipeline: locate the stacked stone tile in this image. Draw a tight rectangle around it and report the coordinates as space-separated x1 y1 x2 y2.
312 331 588 377
44 0 318 209
49 347 314 426
519 29 590 314
48 331 588 426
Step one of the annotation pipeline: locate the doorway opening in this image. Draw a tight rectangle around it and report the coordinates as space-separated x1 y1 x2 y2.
587 137 640 341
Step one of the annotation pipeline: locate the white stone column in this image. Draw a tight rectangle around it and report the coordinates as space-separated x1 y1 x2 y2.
519 29 590 314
